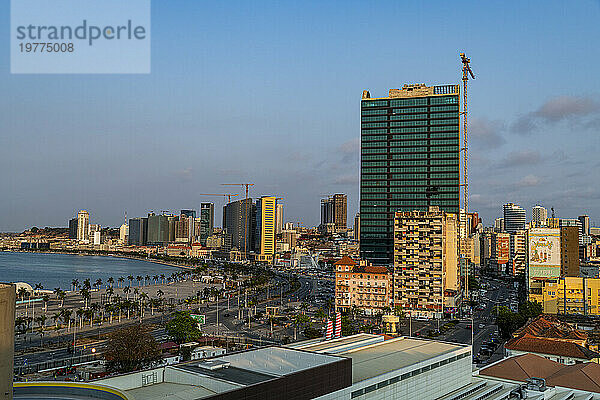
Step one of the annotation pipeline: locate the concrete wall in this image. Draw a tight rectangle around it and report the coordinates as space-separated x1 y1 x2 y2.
0 283 15 400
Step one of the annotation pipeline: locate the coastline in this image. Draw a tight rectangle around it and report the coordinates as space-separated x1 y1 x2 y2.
1 249 193 270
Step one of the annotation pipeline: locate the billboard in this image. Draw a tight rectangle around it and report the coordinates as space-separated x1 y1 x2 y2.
528 228 560 279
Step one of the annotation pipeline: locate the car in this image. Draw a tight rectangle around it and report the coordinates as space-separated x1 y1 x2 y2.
478 323 485 329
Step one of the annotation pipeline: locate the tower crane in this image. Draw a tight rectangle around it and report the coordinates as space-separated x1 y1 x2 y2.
460 52 475 302
221 183 255 259
198 193 239 204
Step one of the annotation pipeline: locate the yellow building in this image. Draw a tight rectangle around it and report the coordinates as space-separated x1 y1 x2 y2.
256 196 276 258
393 206 460 318
531 277 600 316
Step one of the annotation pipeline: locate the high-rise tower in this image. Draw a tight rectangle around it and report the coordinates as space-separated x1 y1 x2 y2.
360 84 460 264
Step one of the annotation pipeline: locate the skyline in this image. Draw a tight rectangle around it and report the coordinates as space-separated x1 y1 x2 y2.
2 1 600 231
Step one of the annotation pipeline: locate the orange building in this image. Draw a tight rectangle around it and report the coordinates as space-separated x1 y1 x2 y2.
334 256 392 315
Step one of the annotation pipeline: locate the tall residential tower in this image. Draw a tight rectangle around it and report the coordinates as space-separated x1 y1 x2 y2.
360 84 460 264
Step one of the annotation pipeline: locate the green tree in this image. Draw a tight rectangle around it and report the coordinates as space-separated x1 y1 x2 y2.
165 311 203 344
105 323 161 373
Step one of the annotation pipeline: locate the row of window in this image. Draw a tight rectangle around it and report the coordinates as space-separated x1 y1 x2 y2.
361 105 459 116
362 133 458 142
362 191 458 198
361 96 459 109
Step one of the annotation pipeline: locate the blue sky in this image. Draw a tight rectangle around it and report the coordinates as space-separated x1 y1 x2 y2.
1 0 600 231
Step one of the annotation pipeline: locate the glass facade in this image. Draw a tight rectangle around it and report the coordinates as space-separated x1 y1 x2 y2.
360 86 460 264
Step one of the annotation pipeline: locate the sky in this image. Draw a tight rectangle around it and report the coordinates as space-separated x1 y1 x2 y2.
1 0 600 231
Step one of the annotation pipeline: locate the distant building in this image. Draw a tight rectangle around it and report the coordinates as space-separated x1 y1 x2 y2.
354 213 360 241
490 232 510 274
199 203 214 246
360 84 460 265
77 210 89 243
532 205 548 227
223 198 255 255
334 256 391 315
119 224 128 244
276 203 284 235
503 203 526 233
180 209 196 219
68 217 78 239
147 213 170 245
128 217 148 246
494 217 504 232
255 196 276 259
533 277 600 317
579 215 591 236
393 206 460 318
528 228 561 300
320 194 347 232
560 225 580 277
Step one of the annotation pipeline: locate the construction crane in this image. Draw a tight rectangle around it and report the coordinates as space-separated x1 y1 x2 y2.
460 52 475 303
460 53 475 215
199 193 239 204
221 183 255 259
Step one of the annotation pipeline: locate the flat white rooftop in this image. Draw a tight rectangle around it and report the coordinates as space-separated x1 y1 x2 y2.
340 337 469 383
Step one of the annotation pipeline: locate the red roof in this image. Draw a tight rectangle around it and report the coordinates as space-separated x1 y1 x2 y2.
513 315 587 343
334 255 358 266
364 266 389 274
505 334 599 360
480 353 600 393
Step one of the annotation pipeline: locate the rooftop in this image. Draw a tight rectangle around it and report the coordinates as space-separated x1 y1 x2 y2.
506 334 599 360
480 353 600 393
513 315 587 343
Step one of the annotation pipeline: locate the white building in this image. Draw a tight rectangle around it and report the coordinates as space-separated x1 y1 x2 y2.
119 224 129 244
77 210 90 243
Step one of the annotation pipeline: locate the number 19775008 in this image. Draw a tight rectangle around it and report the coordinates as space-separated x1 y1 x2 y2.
19 43 74 52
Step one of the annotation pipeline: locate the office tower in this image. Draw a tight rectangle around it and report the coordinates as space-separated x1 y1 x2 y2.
200 203 214 246
579 215 590 236
119 224 128 244
255 196 276 257
393 206 459 318
77 210 90 242
128 217 148 246
180 209 196 219
503 203 526 233
560 225 580 277
321 197 334 226
175 216 191 243
276 203 284 235
360 84 460 264
68 217 78 239
333 194 347 231
223 198 255 255
532 206 548 228
147 213 170 245
354 213 360 241
0 283 15 400
494 218 504 232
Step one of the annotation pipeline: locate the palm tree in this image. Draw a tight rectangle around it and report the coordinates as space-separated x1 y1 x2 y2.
62 309 72 332
58 290 66 308
139 292 149 320
34 283 43 296
35 315 47 345
72 279 79 292
76 308 84 328
136 275 143 287
106 287 114 303
107 277 114 288
153 275 159 285
83 278 91 290
145 275 151 286
95 278 103 291
17 287 27 301
123 286 131 301
133 287 139 301
160 274 166 284
53 287 61 302
51 312 61 329
127 275 134 287
42 294 50 313
118 277 125 288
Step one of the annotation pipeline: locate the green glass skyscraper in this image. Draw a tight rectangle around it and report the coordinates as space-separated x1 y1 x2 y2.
360 84 460 264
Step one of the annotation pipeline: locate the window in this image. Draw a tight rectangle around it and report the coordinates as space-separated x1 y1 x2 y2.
390 120 427 127
430 118 459 126
430 96 458 105
390 127 428 133
362 122 387 128
362 116 388 122
390 98 428 106
390 113 428 120
362 100 388 107
362 155 386 160
362 135 387 141
362 109 388 115
430 112 457 119
362 128 388 134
